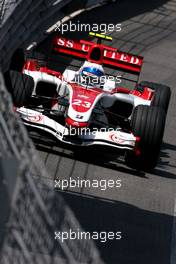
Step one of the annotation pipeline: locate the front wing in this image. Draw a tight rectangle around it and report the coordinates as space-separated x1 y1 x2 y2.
17 107 138 150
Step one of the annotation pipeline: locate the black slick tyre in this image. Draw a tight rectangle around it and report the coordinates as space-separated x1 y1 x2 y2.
125 105 166 171
3 70 34 107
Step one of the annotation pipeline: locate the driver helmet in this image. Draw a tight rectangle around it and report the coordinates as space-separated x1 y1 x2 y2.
77 61 105 88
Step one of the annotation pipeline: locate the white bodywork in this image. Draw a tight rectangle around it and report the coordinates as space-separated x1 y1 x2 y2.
18 68 151 150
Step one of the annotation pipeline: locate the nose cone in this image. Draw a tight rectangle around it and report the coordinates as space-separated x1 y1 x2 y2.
67 83 104 125
69 83 102 112
65 117 89 128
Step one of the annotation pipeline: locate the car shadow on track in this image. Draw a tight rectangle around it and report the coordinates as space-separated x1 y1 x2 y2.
54 189 172 264
153 142 176 179
36 143 146 178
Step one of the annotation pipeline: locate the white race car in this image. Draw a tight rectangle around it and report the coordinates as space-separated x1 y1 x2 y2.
5 33 171 171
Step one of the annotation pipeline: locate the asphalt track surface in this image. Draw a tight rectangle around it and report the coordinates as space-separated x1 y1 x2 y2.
32 0 176 263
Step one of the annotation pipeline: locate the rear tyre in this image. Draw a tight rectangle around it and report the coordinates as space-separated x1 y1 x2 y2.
9 49 47 71
9 48 25 72
138 81 171 113
4 71 34 107
125 105 166 171
25 51 47 67
25 50 46 61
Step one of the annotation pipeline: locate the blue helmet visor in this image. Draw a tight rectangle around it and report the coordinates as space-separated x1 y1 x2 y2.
81 67 104 77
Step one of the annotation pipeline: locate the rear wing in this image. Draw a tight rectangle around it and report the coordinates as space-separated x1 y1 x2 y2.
52 36 143 75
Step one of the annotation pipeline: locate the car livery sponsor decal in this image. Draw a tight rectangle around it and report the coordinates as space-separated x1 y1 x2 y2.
76 114 84 119
109 132 126 144
27 115 43 123
55 37 143 67
77 94 89 99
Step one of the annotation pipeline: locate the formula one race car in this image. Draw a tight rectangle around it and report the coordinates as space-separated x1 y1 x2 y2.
4 32 171 171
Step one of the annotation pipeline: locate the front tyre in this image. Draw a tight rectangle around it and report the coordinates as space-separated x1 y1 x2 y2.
4 70 34 107
9 48 25 72
125 105 166 171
